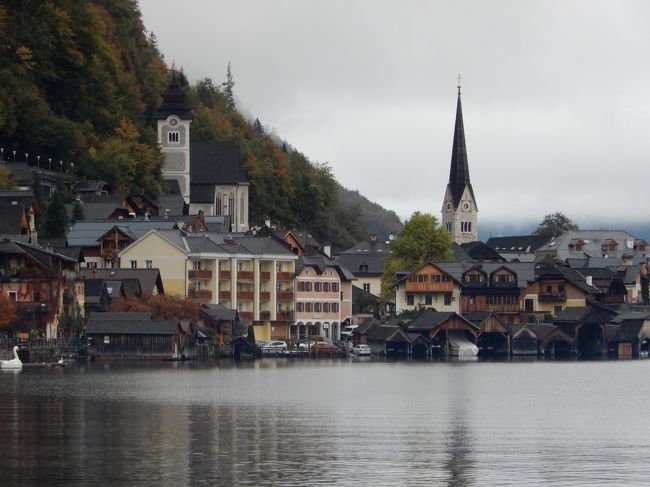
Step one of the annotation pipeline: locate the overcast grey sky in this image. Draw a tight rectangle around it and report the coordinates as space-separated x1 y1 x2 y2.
139 0 650 230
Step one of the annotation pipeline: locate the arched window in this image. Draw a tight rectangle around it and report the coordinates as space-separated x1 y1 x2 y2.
216 193 222 216
228 193 235 216
240 193 245 224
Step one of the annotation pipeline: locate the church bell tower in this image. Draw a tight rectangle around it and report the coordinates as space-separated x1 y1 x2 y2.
441 78 478 244
154 72 192 203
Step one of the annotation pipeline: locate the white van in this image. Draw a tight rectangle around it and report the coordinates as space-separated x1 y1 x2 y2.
339 325 358 340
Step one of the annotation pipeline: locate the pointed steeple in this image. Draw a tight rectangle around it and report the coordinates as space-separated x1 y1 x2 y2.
447 82 475 208
154 70 192 120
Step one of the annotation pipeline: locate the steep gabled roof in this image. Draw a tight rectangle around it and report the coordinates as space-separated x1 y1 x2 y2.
190 141 248 186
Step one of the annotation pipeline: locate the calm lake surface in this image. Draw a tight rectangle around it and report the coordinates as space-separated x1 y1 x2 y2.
1 358 650 486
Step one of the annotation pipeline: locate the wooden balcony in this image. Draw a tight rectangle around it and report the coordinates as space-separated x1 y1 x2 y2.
260 310 271 320
538 293 567 302
218 291 231 301
276 272 294 281
237 271 254 281
276 312 294 321
239 311 254 320
405 282 455 293
277 292 294 301
218 270 231 280
259 291 271 301
462 303 520 314
189 269 212 280
237 291 254 301
188 289 212 300
260 271 271 281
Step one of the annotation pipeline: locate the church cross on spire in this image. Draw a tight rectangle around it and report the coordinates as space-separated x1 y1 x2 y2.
457 73 462 95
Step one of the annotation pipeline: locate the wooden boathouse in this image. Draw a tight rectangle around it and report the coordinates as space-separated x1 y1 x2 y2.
86 312 194 359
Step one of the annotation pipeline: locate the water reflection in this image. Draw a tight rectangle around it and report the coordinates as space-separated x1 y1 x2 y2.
1 360 650 486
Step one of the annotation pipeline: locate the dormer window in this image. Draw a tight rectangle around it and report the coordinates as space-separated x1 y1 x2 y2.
168 131 180 143
359 264 368 272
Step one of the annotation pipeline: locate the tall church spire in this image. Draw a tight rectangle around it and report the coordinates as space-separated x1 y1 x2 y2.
441 77 478 243
448 80 475 207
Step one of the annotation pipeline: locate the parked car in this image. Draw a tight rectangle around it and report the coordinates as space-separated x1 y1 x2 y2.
352 344 371 356
260 341 288 354
310 342 343 354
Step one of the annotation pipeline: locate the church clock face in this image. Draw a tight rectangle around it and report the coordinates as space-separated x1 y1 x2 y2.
462 202 470 211
169 118 178 126
446 202 452 211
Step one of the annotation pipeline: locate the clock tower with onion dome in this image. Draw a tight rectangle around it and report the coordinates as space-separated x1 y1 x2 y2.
441 78 478 244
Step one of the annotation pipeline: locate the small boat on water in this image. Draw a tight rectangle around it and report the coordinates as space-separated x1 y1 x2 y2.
0 346 23 370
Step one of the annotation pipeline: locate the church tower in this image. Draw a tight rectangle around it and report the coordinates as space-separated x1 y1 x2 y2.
441 80 478 243
154 73 192 203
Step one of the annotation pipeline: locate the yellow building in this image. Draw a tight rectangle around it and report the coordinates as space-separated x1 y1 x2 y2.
119 230 298 340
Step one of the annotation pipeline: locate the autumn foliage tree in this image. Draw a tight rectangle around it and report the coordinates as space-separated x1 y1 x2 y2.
109 294 199 324
0 294 17 333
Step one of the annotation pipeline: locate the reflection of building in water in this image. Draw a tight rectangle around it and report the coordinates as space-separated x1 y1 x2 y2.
444 408 473 487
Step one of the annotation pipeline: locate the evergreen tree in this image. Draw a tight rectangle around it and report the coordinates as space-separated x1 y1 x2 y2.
45 184 69 238
252 118 265 138
223 61 236 112
32 173 47 235
245 323 256 354
72 199 84 223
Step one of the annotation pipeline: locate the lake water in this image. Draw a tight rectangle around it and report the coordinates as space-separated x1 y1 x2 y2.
1 358 650 486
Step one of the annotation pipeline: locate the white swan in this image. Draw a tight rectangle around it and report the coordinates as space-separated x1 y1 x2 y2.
0 346 23 369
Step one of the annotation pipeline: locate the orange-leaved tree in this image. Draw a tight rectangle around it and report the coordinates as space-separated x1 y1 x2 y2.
0 295 17 332
109 294 199 323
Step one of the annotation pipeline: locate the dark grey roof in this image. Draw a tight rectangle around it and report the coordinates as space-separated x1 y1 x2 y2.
190 141 248 186
154 194 186 216
297 253 356 281
339 237 389 255
232 236 294 256
486 235 552 253
87 319 182 335
189 184 214 204
535 265 601 294
165 179 182 195
335 253 385 276
0 205 27 234
81 268 164 295
7 162 33 185
105 280 124 299
434 261 534 289
87 312 152 323
366 325 408 342
0 238 76 268
67 220 179 247
0 189 34 204
460 241 504 261
74 179 109 193
408 310 461 332
185 234 225 253
84 279 107 299
200 304 237 321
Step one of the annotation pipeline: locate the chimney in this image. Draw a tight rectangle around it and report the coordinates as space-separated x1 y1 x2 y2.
585 275 593 286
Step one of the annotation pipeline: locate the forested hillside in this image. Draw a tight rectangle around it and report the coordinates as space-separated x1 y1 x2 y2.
0 0 401 250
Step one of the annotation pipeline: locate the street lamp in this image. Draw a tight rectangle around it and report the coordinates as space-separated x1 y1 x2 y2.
25 153 28 165
37 155 40 168
48 158 52 170
12 150 16 163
